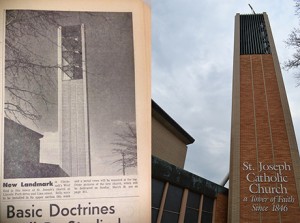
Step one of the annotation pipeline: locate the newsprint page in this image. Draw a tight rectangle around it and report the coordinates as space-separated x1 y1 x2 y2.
0 0 151 222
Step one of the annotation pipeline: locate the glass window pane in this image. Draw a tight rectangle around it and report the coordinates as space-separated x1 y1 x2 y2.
187 191 201 209
164 184 183 212
184 208 198 223
152 178 165 208
161 211 179 223
201 211 213 223
202 196 214 212
152 208 159 223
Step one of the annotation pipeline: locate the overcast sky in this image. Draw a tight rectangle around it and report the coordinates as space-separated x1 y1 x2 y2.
151 0 300 184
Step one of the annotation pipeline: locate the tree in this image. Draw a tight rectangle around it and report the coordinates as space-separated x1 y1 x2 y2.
4 10 62 123
112 122 137 175
284 0 300 86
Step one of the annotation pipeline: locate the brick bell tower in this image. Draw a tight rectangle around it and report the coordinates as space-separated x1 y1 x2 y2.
228 13 300 222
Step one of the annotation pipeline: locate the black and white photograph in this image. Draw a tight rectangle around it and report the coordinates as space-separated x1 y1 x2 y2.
3 10 137 178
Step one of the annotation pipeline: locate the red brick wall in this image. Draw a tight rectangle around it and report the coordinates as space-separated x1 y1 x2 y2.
214 193 228 223
239 54 300 222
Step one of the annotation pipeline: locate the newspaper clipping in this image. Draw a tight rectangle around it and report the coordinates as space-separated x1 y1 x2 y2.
0 0 151 222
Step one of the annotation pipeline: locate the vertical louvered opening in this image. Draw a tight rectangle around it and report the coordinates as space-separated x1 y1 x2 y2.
240 14 271 55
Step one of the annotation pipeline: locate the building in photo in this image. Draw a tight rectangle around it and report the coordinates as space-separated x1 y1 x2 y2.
4 118 68 179
151 100 228 223
4 10 138 177
152 12 300 223
58 24 91 177
229 13 300 222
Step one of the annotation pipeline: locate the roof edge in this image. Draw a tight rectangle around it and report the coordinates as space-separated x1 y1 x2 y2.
152 100 195 145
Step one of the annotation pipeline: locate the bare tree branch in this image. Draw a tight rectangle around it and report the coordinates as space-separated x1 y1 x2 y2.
111 122 137 175
4 10 63 122
284 1 300 86
5 10 103 123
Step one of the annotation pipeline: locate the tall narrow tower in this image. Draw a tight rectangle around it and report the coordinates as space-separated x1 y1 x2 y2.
57 24 91 177
229 13 300 222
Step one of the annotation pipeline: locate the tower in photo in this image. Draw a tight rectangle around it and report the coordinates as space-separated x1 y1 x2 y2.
229 13 300 222
57 24 91 177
